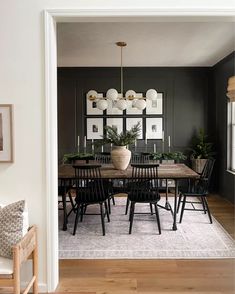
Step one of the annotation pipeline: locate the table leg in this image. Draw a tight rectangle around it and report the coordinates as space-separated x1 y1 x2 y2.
165 179 171 210
172 179 178 231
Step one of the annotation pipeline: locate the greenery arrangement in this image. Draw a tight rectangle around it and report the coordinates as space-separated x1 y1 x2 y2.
190 129 215 159
152 151 186 162
100 122 141 146
62 152 94 164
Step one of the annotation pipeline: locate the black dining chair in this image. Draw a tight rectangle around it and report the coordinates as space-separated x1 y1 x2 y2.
72 164 110 236
94 152 115 212
178 158 215 224
127 164 161 234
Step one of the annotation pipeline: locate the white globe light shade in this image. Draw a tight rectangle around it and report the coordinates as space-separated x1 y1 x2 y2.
146 89 158 100
135 99 146 110
97 99 108 110
106 88 118 101
87 90 98 101
116 99 127 110
125 90 136 100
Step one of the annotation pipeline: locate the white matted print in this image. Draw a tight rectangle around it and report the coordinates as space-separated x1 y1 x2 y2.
146 117 163 139
146 93 163 115
86 118 103 140
86 93 103 115
126 117 143 139
0 104 13 162
106 118 123 134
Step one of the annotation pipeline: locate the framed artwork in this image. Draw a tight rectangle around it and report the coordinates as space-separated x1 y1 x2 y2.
126 117 143 139
146 117 163 139
0 104 13 162
146 93 163 115
86 93 104 115
106 118 123 134
86 118 103 140
126 93 143 115
106 97 123 115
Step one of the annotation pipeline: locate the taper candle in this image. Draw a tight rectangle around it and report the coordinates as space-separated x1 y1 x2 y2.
92 139 94 152
168 136 171 147
154 143 156 153
101 145 104 152
77 136 80 152
84 136 86 148
162 131 164 142
145 133 148 145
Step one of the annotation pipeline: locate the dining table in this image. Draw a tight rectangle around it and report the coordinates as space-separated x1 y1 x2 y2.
58 163 199 231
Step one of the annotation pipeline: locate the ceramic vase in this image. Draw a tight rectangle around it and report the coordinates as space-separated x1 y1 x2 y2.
111 146 131 170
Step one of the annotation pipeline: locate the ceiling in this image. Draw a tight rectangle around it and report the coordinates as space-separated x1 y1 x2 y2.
57 22 235 67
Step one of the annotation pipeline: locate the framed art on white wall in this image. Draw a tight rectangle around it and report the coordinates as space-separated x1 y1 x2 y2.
146 117 163 139
146 93 163 115
86 118 103 139
106 118 123 134
126 117 143 139
0 104 13 162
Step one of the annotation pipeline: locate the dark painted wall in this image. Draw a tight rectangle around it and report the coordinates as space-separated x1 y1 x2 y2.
212 52 235 203
58 57 235 203
58 67 211 160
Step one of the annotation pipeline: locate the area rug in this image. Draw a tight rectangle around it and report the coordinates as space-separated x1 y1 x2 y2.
59 197 235 259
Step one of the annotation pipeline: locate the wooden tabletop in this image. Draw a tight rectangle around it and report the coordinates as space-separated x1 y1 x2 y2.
58 163 199 180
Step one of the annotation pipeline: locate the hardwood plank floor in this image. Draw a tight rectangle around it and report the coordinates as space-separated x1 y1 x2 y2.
55 194 235 294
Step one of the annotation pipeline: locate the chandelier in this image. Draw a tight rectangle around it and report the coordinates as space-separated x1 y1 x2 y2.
87 42 158 111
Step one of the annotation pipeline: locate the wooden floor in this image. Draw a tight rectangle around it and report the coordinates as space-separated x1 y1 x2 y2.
55 194 235 294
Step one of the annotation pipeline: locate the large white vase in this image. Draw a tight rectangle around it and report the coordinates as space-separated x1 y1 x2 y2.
111 146 131 170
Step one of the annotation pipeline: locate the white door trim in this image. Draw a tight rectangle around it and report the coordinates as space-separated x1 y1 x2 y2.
44 8 235 292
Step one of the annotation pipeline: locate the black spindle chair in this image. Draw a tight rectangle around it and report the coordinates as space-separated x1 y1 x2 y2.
128 164 161 234
179 159 215 224
72 164 110 236
94 152 115 212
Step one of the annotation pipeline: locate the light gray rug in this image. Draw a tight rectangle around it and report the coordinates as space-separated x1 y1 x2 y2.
59 197 235 259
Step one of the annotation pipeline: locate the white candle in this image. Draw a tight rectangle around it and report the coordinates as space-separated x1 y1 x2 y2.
101 145 104 153
168 136 171 147
134 139 137 147
154 143 156 153
92 139 94 152
84 136 86 148
145 133 148 145
111 143 113 150
162 131 164 142
77 136 80 152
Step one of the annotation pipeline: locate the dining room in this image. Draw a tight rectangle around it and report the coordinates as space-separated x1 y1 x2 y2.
55 19 235 292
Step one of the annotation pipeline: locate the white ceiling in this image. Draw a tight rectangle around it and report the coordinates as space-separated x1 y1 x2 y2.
57 22 235 67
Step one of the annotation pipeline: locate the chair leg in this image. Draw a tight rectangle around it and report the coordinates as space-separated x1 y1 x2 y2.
32 245 39 294
125 197 130 215
201 196 207 214
73 205 80 235
80 204 84 222
108 197 111 214
177 193 182 213
100 203 106 236
179 195 187 223
104 201 110 222
112 195 115 205
150 203 153 215
203 197 213 224
154 203 161 234
129 202 135 234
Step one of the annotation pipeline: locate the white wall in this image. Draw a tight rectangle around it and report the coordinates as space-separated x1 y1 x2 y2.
0 0 235 292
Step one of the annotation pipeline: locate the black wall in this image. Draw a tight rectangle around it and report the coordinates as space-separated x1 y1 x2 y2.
57 60 235 203
212 52 235 203
58 67 211 157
